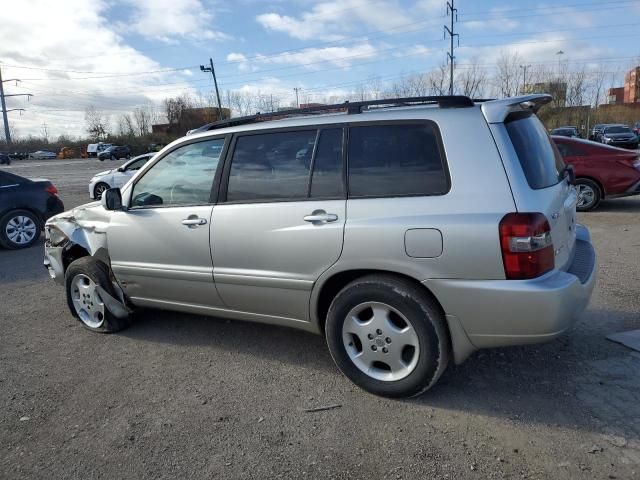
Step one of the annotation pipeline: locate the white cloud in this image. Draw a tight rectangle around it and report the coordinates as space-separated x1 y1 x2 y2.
257 44 378 69
0 0 200 138
118 0 229 43
256 0 412 40
227 53 248 63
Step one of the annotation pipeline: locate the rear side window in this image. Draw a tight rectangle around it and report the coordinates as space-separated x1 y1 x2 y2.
506 114 564 189
227 130 316 202
347 123 448 197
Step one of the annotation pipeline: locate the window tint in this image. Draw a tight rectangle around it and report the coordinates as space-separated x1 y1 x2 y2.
347 123 448 197
0 171 22 187
126 158 149 171
506 114 564 189
131 139 224 207
310 128 343 198
226 130 316 202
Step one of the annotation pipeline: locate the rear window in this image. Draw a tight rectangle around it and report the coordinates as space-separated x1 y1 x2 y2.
347 123 448 198
506 113 564 189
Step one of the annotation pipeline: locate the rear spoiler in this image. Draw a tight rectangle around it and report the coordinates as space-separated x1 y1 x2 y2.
480 94 552 124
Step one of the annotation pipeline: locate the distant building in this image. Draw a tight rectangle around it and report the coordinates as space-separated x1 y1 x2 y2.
522 81 567 106
152 106 230 135
608 87 625 105
623 66 640 104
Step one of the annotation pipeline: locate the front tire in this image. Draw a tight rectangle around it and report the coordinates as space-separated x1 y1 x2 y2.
325 274 449 398
576 178 601 211
93 182 110 200
0 209 40 249
65 257 132 333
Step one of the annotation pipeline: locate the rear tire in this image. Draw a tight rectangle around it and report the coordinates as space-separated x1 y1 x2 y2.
0 209 40 249
575 178 601 211
65 257 132 333
325 274 449 398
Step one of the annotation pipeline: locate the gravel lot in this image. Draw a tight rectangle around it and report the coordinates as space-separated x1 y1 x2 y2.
1 158 639 479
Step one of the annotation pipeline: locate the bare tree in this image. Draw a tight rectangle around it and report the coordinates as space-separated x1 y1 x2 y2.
425 63 449 95
455 57 487 98
85 106 110 141
133 105 153 136
117 114 135 137
494 51 523 98
164 95 192 126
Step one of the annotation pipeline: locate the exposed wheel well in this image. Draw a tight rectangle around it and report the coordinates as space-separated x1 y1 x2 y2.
62 244 90 272
315 269 447 335
576 176 605 198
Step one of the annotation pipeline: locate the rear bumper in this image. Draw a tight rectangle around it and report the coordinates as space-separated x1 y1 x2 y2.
425 225 596 361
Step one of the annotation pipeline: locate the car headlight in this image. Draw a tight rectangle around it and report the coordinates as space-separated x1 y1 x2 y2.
46 225 69 247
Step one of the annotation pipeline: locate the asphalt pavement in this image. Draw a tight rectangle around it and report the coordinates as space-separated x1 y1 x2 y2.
1 157 639 479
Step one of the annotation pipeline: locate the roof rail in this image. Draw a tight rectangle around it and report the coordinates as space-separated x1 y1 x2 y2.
188 95 474 134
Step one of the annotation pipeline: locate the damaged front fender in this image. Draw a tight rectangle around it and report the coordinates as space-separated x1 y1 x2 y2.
43 202 112 285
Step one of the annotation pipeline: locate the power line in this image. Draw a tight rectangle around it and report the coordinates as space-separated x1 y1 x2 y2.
444 0 459 95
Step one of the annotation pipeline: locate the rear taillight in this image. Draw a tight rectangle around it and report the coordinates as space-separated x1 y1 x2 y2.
499 213 554 280
45 184 58 195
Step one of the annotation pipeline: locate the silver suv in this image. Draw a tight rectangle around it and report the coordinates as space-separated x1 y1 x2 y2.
44 95 596 398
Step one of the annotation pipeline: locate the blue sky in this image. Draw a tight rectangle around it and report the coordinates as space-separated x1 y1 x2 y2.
1 0 640 138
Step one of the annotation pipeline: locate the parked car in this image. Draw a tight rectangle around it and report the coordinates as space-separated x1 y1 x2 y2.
553 136 640 211
29 150 57 160
97 145 131 161
87 143 112 158
550 126 580 138
589 124 606 141
0 170 64 249
0 152 11 165
596 124 639 149
8 152 28 160
44 94 596 398
89 153 155 199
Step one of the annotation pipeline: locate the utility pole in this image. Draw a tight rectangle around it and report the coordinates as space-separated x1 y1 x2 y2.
444 0 459 95
41 122 49 142
293 87 301 107
0 65 32 145
520 64 531 95
200 58 224 119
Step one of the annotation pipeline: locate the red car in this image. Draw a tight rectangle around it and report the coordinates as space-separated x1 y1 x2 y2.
552 136 640 211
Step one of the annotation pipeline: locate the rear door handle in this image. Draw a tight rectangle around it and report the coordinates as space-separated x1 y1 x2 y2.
181 217 207 227
303 210 338 224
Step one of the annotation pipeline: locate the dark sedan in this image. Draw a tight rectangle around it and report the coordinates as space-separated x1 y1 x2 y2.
0 170 64 249
598 124 639 149
550 126 580 138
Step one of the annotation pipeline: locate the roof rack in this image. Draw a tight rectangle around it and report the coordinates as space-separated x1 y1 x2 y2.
193 95 475 133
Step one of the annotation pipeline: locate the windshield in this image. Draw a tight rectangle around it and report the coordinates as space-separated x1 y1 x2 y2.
605 126 631 134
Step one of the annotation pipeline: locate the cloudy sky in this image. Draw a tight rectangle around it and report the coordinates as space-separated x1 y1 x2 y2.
1 0 639 139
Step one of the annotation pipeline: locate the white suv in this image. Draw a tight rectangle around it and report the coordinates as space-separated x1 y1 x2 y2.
44 95 596 397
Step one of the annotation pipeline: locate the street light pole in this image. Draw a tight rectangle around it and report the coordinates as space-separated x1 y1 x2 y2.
520 64 531 95
200 58 224 119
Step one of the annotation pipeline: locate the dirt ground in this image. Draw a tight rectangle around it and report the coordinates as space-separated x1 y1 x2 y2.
1 158 639 479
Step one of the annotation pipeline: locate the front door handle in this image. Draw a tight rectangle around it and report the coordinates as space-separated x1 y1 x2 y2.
303 210 338 224
181 217 207 228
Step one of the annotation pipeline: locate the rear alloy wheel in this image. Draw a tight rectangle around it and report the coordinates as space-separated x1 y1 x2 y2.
325 274 449 398
93 182 110 200
575 179 601 212
0 210 40 249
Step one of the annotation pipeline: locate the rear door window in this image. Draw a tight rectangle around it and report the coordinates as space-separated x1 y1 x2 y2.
347 123 448 198
506 113 564 189
226 130 317 202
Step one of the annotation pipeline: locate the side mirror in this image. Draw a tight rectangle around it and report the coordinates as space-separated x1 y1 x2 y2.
101 188 123 211
117 167 124 172
563 165 576 185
